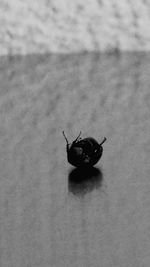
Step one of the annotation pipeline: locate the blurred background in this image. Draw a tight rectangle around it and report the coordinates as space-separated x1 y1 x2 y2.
0 0 150 55
1 1 150 267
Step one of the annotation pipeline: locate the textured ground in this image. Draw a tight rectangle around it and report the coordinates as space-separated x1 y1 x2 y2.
0 52 150 267
1 0 150 54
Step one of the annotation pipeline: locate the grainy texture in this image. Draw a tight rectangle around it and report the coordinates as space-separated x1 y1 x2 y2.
1 0 150 54
0 52 150 267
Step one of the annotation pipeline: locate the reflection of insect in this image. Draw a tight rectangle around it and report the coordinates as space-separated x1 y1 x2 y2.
62 131 107 167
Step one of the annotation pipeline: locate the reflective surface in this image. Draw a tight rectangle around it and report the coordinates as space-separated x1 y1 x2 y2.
68 167 104 196
0 52 150 267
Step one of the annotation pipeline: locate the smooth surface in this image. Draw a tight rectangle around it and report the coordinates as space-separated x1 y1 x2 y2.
0 53 150 267
1 0 150 54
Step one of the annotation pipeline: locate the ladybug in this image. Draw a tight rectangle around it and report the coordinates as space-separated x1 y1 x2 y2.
62 131 106 167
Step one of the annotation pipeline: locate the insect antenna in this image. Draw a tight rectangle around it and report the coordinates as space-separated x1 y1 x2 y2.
100 137 107 146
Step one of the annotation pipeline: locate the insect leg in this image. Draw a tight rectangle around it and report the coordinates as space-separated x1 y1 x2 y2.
100 137 107 146
62 131 69 145
74 131 82 143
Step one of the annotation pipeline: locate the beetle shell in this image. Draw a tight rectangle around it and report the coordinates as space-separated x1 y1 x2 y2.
63 132 106 167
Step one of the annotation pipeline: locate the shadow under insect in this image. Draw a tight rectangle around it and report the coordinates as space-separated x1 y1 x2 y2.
68 166 103 195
